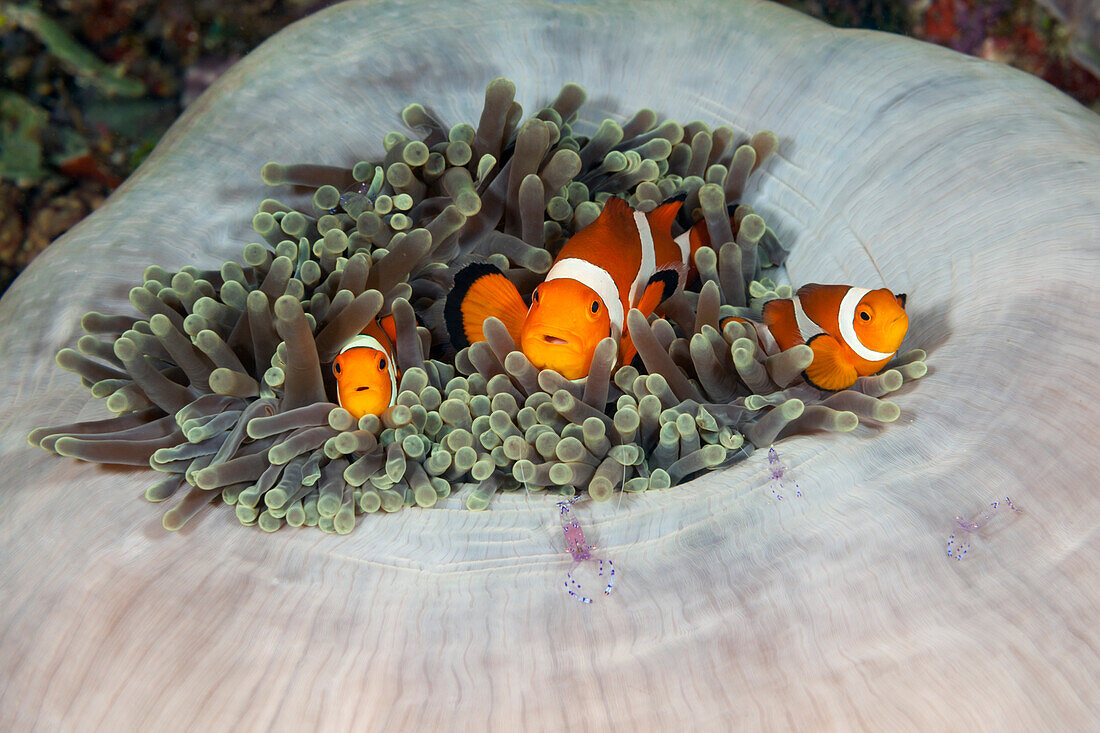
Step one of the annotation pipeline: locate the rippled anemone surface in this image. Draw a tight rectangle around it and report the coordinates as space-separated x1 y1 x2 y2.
1 0 1098 728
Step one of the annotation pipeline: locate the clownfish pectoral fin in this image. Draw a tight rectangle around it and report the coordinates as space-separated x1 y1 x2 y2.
378 313 398 344
444 263 528 349
803 334 859 391
762 298 801 351
622 269 681 367
637 269 680 315
896 293 907 309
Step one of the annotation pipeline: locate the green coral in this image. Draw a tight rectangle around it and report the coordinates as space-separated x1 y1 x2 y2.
2 3 144 98
0 91 47 184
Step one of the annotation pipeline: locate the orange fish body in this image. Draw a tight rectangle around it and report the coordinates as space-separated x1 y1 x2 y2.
446 197 717 379
762 284 908 391
332 314 400 419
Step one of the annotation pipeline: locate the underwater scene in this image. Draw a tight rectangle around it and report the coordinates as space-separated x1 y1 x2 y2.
1 0 1097 730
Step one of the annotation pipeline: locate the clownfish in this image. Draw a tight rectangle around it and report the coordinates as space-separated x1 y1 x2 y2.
445 196 723 379
761 284 909 391
332 314 400 420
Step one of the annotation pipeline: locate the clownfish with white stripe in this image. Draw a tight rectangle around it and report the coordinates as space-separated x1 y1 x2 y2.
761 284 909 391
332 314 400 420
445 196 722 379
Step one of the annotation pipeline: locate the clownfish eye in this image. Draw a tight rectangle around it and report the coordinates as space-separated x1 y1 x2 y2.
532 290 539 304
590 300 599 313
378 357 387 371
333 362 342 375
859 310 870 321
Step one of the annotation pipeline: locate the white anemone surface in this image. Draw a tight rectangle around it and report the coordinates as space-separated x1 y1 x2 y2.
1 0 1098 728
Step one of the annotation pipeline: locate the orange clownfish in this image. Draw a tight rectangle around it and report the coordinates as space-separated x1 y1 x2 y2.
445 196 721 379
332 315 400 420
761 284 909 391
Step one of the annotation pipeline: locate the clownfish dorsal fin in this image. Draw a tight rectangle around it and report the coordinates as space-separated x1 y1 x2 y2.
895 292 907 309
795 282 850 336
646 200 682 237
795 283 844 313
795 282 831 300
762 298 801 350
377 313 398 344
444 263 528 349
658 191 693 233
803 333 859 391
598 195 634 224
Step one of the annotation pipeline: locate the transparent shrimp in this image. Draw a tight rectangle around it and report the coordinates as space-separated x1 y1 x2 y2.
558 495 615 604
767 447 801 500
946 497 1024 561
338 166 385 213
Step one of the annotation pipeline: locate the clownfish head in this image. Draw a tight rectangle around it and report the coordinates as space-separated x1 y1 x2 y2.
333 342 395 420
520 279 612 380
851 289 909 357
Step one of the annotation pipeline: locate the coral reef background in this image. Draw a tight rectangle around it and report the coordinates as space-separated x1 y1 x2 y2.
1 0 1098 296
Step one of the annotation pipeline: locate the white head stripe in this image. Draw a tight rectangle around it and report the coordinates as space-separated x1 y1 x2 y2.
793 296 825 343
628 210 656 306
340 334 385 355
544 258 623 340
338 334 398 405
837 287 895 362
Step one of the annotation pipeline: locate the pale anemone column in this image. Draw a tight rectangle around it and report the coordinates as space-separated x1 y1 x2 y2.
0 0 1097 729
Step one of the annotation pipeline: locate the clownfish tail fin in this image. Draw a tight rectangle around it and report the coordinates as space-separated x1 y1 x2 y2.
377 313 398 344
689 202 740 245
444 263 527 349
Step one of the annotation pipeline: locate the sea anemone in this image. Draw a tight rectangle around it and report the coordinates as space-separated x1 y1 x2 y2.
25 77 925 532
1 0 1097 728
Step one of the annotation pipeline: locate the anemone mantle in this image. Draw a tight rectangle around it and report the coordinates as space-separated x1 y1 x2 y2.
1 0 1098 728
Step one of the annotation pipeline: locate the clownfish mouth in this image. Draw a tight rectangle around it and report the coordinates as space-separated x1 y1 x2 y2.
356 386 370 391
527 326 577 348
